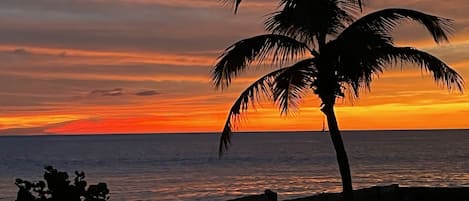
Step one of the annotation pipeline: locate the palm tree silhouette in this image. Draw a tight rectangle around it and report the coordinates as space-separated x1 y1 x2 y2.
225 0 363 13
212 0 464 200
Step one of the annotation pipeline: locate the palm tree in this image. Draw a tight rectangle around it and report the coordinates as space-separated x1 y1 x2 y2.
224 0 363 13
212 0 464 200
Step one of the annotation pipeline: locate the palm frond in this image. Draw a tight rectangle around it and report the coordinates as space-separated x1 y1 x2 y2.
340 8 453 43
225 0 364 13
272 59 317 114
219 58 316 156
348 0 363 11
376 47 464 91
265 0 359 43
327 31 394 96
279 0 363 11
223 0 242 13
218 67 287 156
336 46 463 98
211 34 309 89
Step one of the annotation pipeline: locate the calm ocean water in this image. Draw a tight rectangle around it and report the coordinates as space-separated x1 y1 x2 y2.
1 130 468 201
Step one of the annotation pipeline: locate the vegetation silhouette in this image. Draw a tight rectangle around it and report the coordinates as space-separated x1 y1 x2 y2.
15 166 109 201
224 0 363 14
212 0 464 200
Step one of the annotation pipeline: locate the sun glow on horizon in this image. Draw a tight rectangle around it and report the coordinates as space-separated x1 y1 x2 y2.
1 0 468 135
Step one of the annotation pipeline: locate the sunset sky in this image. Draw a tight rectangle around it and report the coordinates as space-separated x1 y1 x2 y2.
1 0 468 135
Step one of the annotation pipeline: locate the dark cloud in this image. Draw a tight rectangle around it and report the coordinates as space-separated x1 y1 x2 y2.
90 88 124 96
135 90 160 96
0 126 48 135
0 120 72 135
12 48 32 55
58 51 68 57
0 119 86 135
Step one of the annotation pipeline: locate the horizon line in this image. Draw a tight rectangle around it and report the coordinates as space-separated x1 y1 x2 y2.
1 128 468 137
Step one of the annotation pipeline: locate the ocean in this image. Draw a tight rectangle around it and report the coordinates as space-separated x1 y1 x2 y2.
1 130 468 201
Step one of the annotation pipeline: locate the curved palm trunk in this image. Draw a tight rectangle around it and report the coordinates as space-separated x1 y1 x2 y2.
321 104 354 201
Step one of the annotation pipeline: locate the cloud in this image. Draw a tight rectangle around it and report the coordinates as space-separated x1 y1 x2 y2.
58 51 68 57
0 0 266 54
1 0 468 135
89 88 160 97
12 48 32 55
135 90 160 96
0 126 47 135
0 120 77 136
90 88 124 96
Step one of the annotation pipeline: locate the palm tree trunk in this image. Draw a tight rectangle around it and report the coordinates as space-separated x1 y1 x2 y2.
321 104 354 201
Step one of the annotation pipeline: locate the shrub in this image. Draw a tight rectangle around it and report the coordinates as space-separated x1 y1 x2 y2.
15 166 109 201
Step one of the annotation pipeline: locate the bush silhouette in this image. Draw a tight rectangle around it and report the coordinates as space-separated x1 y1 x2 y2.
15 166 109 201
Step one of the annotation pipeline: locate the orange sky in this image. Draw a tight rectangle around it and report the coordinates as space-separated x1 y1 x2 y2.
0 0 468 135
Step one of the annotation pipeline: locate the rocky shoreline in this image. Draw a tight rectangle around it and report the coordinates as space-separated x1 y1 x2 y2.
228 184 469 201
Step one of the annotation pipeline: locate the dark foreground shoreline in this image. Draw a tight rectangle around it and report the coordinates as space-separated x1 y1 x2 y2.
229 184 469 201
